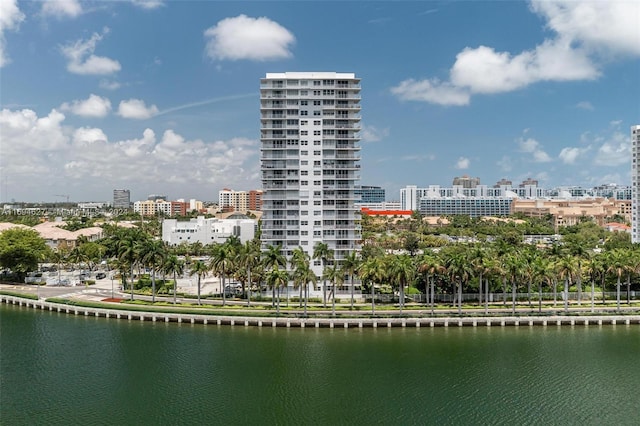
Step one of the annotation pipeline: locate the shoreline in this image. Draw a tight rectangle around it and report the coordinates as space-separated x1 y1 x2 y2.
3 294 640 329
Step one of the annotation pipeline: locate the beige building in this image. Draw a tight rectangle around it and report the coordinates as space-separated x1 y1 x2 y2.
513 198 630 229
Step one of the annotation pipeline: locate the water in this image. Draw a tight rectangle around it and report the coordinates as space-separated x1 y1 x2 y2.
1 304 639 425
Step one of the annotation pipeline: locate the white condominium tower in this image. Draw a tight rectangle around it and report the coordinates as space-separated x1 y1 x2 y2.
260 72 361 276
632 125 640 244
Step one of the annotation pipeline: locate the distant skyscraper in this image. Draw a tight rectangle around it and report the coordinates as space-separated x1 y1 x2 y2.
260 72 361 276
113 189 130 209
632 125 640 243
452 175 481 188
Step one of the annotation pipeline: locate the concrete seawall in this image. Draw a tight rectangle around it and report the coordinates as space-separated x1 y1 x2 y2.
3 295 640 328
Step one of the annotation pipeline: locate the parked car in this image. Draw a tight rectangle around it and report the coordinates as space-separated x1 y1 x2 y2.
95 272 107 280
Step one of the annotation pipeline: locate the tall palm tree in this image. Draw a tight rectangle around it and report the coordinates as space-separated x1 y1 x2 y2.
266 266 289 315
504 251 524 315
209 243 236 307
417 253 445 315
342 251 360 310
469 245 488 307
163 254 184 305
189 260 208 305
555 254 579 313
117 230 143 301
237 240 261 306
262 244 287 308
606 249 628 312
139 238 166 303
444 248 472 315
291 247 310 308
313 242 334 308
323 264 344 316
359 255 387 315
389 254 415 315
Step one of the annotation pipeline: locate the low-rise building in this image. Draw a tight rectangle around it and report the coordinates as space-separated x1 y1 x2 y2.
162 215 256 246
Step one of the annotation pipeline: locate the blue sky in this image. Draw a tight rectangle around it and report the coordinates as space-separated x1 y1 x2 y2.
1 0 639 203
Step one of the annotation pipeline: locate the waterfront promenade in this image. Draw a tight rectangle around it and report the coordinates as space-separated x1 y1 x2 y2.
3 282 640 329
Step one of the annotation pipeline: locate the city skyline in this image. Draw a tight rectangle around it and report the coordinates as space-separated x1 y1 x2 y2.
1 0 639 203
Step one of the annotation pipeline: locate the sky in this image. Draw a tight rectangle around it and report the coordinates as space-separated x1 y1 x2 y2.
0 0 639 203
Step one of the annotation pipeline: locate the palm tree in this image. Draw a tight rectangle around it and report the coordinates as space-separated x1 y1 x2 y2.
313 242 334 308
262 245 287 308
504 251 524 315
138 238 166 303
266 266 289 315
444 248 472 315
163 254 184 304
606 249 628 312
323 264 344 316
555 254 579 313
342 251 360 310
359 255 387 315
417 253 445 315
209 243 236 307
469 245 488 307
237 240 261 306
291 247 310 308
389 254 415 315
189 260 208 305
117 230 142 301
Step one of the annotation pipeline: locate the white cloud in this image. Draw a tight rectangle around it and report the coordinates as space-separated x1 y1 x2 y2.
61 28 121 75
0 0 25 67
390 78 470 106
519 136 552 163
592 130 629 166
575 101 594 111
558 147 585 164
530 0 640 57
131 0 165 10
42 0 82 18
360 124 389 143
455 157 470 170
0 108 260 200
392 0 639 106
73 127 108 145
60 94 111 117
117 99 159 119
99 79 121 90
204 15 295 61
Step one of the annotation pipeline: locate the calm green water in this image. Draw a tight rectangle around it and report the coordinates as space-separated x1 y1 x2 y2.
1 305 639 425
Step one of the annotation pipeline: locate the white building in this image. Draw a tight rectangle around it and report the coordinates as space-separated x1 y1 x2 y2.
632 125 640 243
162 216 256 246
260 72 361 276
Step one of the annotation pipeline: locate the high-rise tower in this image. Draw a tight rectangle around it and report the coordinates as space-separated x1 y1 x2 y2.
260 72 361 277
632 125 639 244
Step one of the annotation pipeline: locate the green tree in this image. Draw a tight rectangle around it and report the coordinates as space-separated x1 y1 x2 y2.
313 242 334 307
323 263 344 316
262 245 287 308
139 239 167 302
266 266 289 315
163 254 184 304
342 251 360 310
389 254 415 315
209 243 236 306
359 255 387 315
0 228 49 282
189 260 208 305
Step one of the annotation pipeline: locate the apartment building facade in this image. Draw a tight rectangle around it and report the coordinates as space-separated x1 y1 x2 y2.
632 125 640 243
260 72 361 276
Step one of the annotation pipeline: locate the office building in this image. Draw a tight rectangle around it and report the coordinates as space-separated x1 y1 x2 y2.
260 72 361 276
632 125 640 243
355 185 385 204
162 216 256 246
113 189 130 209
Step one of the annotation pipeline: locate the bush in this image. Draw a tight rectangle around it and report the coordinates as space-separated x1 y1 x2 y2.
0 290 39 300
84 280 96 285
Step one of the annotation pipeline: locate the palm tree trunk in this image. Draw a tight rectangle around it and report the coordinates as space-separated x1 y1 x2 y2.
323 278 327 308
527 280 532 308
400 281 404 315
601 276 606 305
626 274 631 305
371 281 375 315
553 279 558 307
276 286 281 315
151 268 156 303
130 264 135 301
350 275 354 311
502 278 507 307
512 280 516 315
247 267 251 307
457 281 462 315
304 283 308 317
299 283 303 308
430 276 435 316
222 273 226 307
563 278 569 313
538 281 542 313
616 277 621 312
577 272 582 306
478 273 483 307
173 271 177 305
272 285 275 308
590 279 595 313
197 276 201 305
485 278 489 315
332 280 336 316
